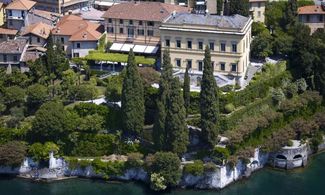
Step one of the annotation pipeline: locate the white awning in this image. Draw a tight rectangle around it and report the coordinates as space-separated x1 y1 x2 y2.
110 43 123 51
94 1 118 7
196 1 205 5
133 45 147 53
144 46 159 54
120 44 134 52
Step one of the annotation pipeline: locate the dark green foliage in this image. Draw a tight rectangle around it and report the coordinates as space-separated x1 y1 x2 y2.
283 0 298 30
0 141 27 167
251 30 273 59
183 160 204 176
153 49 173 150
92 158 126 179
200 46 219 148
31 101 75 142
165 78 188 155
105 74 123 102
26 84 48 114
149 152 181 187
125 152 144 169
4 86 25 109
227 0 249 16
121 49 145 135
183 67 190 116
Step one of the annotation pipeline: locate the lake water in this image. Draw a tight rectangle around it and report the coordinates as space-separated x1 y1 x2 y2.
1 153 325 195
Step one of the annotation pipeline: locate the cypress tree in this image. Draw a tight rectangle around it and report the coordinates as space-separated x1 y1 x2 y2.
200 46 219 148
165 78 188 155
183 66 190 116
153 49 173 150
121 49 145 135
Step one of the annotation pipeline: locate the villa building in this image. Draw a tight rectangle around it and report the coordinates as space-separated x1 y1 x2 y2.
21 22 52 46
0 27 18 41
51 15 103 58
249 0 266 23
33 0 90 14
102 2 190 55
160 13 252 86
298 4 325 33
5 0 36 30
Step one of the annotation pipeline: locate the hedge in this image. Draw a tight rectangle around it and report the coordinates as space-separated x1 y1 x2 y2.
85 51 156 65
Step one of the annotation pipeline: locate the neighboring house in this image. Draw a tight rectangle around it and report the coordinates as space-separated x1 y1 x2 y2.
249 0 266 23
0 3 5 26
28 9 61 26
0 38 28 68
0 27 18 41
34 0 89 14
102 2 190 55
51 15 103 58
298 4 325 33
21 22 52 46
5 0 36 30
160 13 252 85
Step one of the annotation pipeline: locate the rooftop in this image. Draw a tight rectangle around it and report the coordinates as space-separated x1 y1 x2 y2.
0 38 27 54
21 22 53 39
52 15 103 41
164 13 250 30
30 9 61 22
298 5 325 14
0 27 18 35
6 0 36 10
102 2 190 22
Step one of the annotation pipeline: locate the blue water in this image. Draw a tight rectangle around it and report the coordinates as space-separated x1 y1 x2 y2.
1 153 325 195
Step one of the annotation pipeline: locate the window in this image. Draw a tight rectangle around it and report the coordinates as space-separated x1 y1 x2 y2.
147 30 154 36
139 21 143 25
220 42 226 52
120 19 123 24
21 11 25 18
232 43 237 52
108 18 112 23
60 37 64 44
108 27 114 33
76 43 81 48
74 53 79 58
198 61 203 71
211 61 215 71
209 42 214 50
9 20 12 26
37 37 40 43
220 63 225 71
306 15 310 22
8 10 12 16
198 41 203 50
137 29 144 36
129 20 133 25
258 11 261 18
258 2 261 8
231 63 237 72
187 40 192 49
13 55 17 61
187 60 192 69
165 39 170 47
0 34 3 39
147 21 154 26
120 27 124 34
3 54 7 62
319 15 323 22
176 59 181 67
62 46 64 51
176 40 181 48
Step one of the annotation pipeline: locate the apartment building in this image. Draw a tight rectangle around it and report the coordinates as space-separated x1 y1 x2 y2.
298 4 325 33
33 0 89 14
102 2 190 54
160 13 252 85
0 27 18 42
51 15 103 58
5 0 36 30
249 0 266 23
21 22 52 46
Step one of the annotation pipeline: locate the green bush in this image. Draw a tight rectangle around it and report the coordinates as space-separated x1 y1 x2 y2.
183 160 204 176
125 152 144 169
224 103 235 114
220 85 233 92
204 162 217 172
91 158 126 179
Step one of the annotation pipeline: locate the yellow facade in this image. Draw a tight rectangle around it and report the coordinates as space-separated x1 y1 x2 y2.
160 15 252 78
0 5 4 26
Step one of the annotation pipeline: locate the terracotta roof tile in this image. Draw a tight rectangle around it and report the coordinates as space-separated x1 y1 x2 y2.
0 27 18 35
21 22 53 39
298 5 325 15
102 2 191 22
52 15 102 41
6 0 36 10
30 9 61 22
0 38 27 53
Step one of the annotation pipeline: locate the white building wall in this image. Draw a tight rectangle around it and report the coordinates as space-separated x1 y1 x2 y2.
71 41 98 57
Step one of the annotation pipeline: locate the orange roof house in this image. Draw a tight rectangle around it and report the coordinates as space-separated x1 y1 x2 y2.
6 0 36 10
